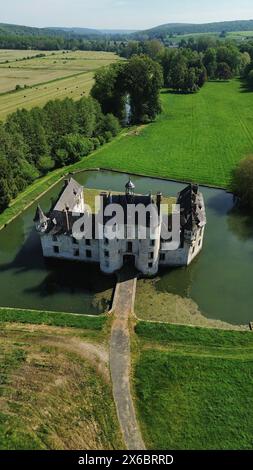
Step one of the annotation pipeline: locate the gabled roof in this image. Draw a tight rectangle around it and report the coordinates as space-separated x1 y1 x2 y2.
53 177 83 212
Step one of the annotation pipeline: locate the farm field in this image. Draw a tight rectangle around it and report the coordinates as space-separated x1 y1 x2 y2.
168 31 253 43
0 50 120 119
0 317 123 450
0 49 55 63
84 79 253 187
134 321 253 450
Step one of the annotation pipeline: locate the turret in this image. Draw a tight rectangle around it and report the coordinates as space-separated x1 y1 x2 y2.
34 205 48 233
125 178 135 201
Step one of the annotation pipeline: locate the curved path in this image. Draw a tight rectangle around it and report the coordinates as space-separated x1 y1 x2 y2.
109 270 145 450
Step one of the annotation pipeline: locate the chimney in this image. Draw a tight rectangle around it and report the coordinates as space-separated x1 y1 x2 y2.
156 192 162 216
65 205 70 232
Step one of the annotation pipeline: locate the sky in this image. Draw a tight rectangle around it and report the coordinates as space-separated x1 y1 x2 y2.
1 0 253 30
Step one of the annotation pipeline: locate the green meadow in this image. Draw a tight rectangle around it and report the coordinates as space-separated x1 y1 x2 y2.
134 322 253 450
85 79 253 188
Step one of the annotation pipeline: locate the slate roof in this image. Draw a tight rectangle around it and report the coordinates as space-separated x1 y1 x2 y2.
177 184 206 232
34 204 48 224
36 178 206 239
53 177 83 212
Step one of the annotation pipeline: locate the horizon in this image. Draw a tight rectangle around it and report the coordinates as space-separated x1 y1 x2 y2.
1 0 253 30
1 17 253 32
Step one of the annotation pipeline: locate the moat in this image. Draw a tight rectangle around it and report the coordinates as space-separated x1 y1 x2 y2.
0 169 253 324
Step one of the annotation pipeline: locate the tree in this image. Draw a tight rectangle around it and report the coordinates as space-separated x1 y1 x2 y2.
123 55 163 123
37 155 55 174
57 134 94 164
203 48 217 79
216 62 232 80
247 69 253 90
91 63 126 122
239 52 251 76
0 177 11 211
231 156 253 211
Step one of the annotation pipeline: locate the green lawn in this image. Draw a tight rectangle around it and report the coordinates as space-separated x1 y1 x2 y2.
134 322 253 450
83 79 253 188
0 307 107 330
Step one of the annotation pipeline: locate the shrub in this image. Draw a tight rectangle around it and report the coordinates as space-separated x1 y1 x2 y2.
231 155 253 210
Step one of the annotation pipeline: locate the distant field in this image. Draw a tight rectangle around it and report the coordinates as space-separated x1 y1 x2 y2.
134 322 253 450
83 79 253 187
168 31 253 43
0 49 54 63
0 50 120 119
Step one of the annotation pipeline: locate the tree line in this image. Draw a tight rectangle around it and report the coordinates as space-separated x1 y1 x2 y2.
91 55 163 124
0 97 120 212
121 38 253 92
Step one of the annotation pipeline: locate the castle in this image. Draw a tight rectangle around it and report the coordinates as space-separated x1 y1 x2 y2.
34 176 206 276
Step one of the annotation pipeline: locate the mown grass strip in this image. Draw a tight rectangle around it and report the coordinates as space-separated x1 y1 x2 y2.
0 308 107 330
135 321 253 348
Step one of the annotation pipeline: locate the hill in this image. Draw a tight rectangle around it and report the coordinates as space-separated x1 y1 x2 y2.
134 19 253 39
0 22 102 38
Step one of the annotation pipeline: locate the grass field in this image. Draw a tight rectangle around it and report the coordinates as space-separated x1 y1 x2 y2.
168 31 253 44
0 307 107 330
0 50 120 119
0 321 122 449
0 49 55 63
134 321 253 449
80 79 253 187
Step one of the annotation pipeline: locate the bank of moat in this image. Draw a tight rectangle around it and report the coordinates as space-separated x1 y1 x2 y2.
34 177 206 276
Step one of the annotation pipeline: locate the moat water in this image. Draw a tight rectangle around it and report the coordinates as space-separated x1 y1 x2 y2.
0 169 253 323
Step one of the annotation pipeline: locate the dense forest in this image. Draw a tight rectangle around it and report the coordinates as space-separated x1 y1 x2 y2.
0 97 120 211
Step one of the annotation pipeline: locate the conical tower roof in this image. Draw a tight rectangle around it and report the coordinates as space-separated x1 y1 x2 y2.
125 178 135 190
34 204 48 224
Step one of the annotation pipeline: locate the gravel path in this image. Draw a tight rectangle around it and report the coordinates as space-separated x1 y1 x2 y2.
110 271 145 450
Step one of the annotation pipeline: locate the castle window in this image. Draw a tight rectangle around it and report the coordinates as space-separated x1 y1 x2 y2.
127 242 133 253
86 250 92 258
74 249 79 257
52 234 57 242
105 260 110 268
149 252 154 260
192 246 195 254
151 240 155 247
72 237 78 245
160 253 165 261
148 262 153 269
104 238 109 245
86 239 91 246
104 250 109 258
198 239 201 246
53 246 59 254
